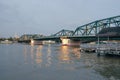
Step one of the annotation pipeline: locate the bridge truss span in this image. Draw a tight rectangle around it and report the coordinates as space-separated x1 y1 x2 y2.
52 29 74 37
32 15 120 43
73 15 120 36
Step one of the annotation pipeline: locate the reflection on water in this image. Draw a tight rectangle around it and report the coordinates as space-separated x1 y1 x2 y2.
23 45 27 64
46 44 52 67
0 44 120 80
80 52 120 80
93 57 120 80
59 46 81 64
72 47 81 59
36 45 42 64
30 45 34 64
59 46 70 62
23 45 43 65
23 44 81 66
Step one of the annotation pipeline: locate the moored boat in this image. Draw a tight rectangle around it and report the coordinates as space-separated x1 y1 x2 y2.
0 40 13 44
30 39 43 45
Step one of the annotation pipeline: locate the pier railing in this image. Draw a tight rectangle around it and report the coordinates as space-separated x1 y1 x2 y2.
96 43 120 55
80 43 120 56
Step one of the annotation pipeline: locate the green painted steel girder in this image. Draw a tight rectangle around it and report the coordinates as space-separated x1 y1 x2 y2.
73 15 120 36
52 29 74 37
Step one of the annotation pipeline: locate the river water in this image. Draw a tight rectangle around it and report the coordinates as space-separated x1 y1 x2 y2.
0 43 120 80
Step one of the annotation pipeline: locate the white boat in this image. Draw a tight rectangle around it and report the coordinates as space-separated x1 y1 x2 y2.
42 40 55 44
30 39 43 45
0 40 13 44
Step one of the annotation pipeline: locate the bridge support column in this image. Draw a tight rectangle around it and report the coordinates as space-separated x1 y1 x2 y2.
60 37 70 46
60 36 80 46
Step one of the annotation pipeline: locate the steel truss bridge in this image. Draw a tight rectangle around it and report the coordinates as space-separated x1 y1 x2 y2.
34 15 120 42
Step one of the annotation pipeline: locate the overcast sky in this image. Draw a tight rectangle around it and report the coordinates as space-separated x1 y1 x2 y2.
0 0 120 37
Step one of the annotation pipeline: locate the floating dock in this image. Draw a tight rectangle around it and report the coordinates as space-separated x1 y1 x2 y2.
96 43 120 56
80 43 120 56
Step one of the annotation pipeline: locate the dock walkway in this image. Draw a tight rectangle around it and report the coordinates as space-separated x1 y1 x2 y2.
80 43 120 56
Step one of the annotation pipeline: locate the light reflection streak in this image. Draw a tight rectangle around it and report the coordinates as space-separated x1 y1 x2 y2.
23 45 35 64
23 45 43 65
36 45 43 65
59 46 70 63
59 46 81 63
23 44 81 67
46 44 52 67
23 45 27 64
30 45 34 64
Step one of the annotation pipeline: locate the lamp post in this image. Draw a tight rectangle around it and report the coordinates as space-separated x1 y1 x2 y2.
97 35 100 56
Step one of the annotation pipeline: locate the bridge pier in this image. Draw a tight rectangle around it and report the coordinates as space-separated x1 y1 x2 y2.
60 36 70 46
60 36 80 46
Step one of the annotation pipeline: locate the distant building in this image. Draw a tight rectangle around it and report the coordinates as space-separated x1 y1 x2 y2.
97 27 120 37
19 34 44 41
